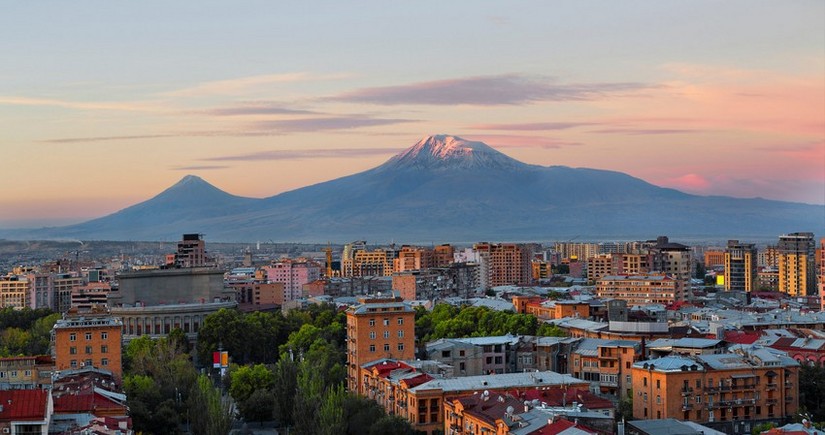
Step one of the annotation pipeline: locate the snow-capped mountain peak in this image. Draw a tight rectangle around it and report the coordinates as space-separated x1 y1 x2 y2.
380 134 527 171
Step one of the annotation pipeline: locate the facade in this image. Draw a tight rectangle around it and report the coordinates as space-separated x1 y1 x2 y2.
0 275 29 309
51 309 123 383
631 350 799 434
70 282 112 310
648 236 692 301
724 240 757 292
778 232 816 296
110 267 230 307
612 253 651 276
704 250 726 270
171 233 208 268
113 301 236 341
262 258 321 303
433 244 455 267
344 249 395 278
473 243 532 288
596 274 681 306
0 356 53 390
394 246 433 273
586 254 613 283
345 295 416 392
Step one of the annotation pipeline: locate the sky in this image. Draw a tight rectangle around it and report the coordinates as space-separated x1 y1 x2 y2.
1 1 823 228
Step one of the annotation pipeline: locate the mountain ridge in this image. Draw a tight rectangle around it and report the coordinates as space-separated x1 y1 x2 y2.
1 135 821 242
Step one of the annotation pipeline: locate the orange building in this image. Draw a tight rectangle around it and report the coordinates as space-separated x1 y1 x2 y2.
51 308 123 383
586 254 613 283
474 243 532 287
346 295 416 392
631 351 799 433
596 274 680 306
433 244 455 268
394 246 433 273
358 358 589 435
525 300 590 321
704 250 726 269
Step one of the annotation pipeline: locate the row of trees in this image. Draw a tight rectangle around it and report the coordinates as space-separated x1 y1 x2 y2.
0 307 60 356
414 304 567 344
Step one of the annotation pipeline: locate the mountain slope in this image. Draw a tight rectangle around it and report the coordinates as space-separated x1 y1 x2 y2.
3 135 822 242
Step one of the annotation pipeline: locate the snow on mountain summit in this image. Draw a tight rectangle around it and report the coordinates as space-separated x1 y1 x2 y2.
380 134 528 171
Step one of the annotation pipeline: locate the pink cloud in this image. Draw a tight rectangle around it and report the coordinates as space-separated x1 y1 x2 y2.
665 173 712 191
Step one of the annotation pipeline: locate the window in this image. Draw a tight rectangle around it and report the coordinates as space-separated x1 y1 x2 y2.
459 350 465 357
626 375 631 385
101 345 108 354
656 379 660 389
398 330 404 338
24 370 31 377
369 345 376 352
101 332 108 340
383 318 390 326
459 362 465 371
384 344 390 351
69 333 76 342
85 359 92 367
10 371 17 378
397 317 403 325
383 331 390 339
70 347 77 355
656 395 661 404
696 379 701 389
85 346 93 354
643 377 647 386
397 343 404 351
0 372 4 379
369 331 376 339
369 319 375 326
442 350 451 358
70 360 77 368
626 361 630 369
85 332 92 340
101 358 108 366
643 393 648 402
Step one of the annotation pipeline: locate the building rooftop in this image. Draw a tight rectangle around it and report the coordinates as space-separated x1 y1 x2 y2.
0 390 49 421
410 370 586 393
628 418 701 435
633 355 705 372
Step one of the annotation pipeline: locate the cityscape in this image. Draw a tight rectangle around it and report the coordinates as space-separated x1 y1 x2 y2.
1 2 824 435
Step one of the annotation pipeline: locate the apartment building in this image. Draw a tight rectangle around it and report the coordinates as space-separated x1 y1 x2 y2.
586 254 613 283
631 349 799 434
596 274 681 306
473 243 532 288
261 258 321 303
724 240 757 292
52 308 123 383
778 232 816 297
345 295 416 393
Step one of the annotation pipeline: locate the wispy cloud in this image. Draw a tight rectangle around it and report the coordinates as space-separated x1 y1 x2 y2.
41 134 176 144
171 165 230 171
589 128 700 135
251 116 414 132
331 74 647 106
0 96 163 112
463 134 581 149
200 103 319 116
202 147 403 162
164 72 350 98
468 121 592 131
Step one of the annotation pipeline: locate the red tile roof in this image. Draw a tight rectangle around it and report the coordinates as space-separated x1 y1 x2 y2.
0 390 48 421
723 330 762 345
521 388 613 410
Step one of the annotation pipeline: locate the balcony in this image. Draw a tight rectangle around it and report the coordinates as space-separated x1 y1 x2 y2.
766 398 778 405
681 387 694 396
682 403 692 411
766 382 777 390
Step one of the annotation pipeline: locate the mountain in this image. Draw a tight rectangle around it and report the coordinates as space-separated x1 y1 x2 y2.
2 135 822 242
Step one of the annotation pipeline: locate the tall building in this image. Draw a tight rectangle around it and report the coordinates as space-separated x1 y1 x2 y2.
394 246 433 273
433 244 455 267
171 233 208 268
819 238 825 311
262 258 321 302
778 232 816 296
52 308 123 383
473 243 532 288
649 236 692 302
345 295 415 392
586 254 613 283
724 240 757 292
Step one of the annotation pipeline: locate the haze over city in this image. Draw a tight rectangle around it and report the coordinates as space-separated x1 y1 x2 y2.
1 1 823 229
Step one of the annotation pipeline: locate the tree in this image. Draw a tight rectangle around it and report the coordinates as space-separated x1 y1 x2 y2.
229 364 275 403
537 323 567 337
188 375 233 435
292 359 324 435
317 384 346 435
238 388 274 426
272 355 298 427
342 395 385 435
368 415 417 435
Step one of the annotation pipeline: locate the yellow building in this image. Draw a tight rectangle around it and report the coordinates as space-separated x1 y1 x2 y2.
596 274 680 306
0 275 31 309
778 232 816 296
724 240 757 292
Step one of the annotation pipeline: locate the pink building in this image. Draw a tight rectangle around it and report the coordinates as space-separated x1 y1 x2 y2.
262 258 321 302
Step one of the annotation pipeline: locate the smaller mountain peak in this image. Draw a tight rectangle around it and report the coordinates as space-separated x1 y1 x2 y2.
177 174 205 184
381 134 528 171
